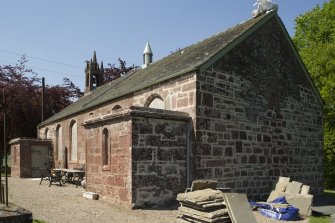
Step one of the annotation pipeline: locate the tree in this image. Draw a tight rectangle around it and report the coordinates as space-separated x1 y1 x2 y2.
0 55 83 154
293 0 335 188
104 58 137 83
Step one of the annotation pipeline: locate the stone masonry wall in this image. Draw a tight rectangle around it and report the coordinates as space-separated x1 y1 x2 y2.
85 118 132 206
133 71 196 116
195 17 323 199
38 71 196 170
132 116 189 207
10 143 20 178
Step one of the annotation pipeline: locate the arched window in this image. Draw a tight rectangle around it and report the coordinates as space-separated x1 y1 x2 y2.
149 97 164 109
56 125 63 161
102 128 109 166
44 128 51 139
144 94 165 109
70 120 78 161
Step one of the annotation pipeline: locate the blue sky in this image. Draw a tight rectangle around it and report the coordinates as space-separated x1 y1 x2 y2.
0 0 327 90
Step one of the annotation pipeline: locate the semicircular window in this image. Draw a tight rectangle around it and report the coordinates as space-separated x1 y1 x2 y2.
148 97 164 109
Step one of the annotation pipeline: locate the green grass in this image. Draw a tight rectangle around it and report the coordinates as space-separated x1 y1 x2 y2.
324 190 335 197
309 215 330 223
33 219 47 223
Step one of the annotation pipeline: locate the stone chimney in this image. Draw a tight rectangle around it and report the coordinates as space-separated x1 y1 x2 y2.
142 42 153 69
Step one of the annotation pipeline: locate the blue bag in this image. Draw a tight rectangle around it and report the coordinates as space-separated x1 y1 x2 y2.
250 196 299 221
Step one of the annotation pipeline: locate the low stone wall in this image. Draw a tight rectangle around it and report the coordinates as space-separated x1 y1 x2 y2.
0 204 32 223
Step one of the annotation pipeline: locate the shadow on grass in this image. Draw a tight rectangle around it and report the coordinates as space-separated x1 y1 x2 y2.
33 219 47 223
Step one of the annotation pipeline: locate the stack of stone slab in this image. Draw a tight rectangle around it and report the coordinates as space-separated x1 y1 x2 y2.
267 176 313 216
177 189 230 223
176 189 257 223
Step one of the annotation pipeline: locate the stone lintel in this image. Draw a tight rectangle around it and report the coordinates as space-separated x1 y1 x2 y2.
9 137 52 145
83 106 191 126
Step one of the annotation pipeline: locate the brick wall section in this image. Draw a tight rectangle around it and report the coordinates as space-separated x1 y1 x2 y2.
85 118 132 206
195 17 323 199
132 114 190 207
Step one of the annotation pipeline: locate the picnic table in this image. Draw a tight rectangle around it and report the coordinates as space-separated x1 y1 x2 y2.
51 168 85 186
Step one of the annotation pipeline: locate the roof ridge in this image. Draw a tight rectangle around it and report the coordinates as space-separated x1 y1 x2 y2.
39 12 278 127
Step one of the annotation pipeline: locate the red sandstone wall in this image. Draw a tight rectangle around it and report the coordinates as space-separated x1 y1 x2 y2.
85 119 132 206
38 72 196 170
10 144 20 178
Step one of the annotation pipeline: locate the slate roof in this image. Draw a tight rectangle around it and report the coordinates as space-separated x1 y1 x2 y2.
39 12 274 127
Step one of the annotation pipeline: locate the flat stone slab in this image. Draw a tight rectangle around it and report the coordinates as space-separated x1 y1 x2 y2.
300 185 310 195
223 193 257 223
267 191 313 216
278 176 290 184
179 206 228 219
83 191 99 200
285 181 302 194
275 182 287 192
190 180 218 191
177 189 223 204
183 202 225 211
0 203 32 222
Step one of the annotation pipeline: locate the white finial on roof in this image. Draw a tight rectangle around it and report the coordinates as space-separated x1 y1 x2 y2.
252 0 278 18
142 42 153 69
143 41 153 55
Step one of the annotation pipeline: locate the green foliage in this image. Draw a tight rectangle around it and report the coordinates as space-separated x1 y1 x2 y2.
324 189 335 196
104 58 137 83
324 127 335 188
0 56 83 157
309 215 330 223
293 0 335 189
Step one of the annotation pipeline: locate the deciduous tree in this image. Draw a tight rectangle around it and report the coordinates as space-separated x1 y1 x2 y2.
0 56 83 154
104 58 137 83
293 0 335 188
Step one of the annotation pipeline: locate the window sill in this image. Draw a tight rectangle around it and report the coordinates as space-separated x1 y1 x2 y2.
102 165 110 171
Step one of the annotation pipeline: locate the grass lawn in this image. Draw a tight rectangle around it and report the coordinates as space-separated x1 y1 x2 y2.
309 215 330 223
324 190 335 197
309 190 335 223
33 220 47 223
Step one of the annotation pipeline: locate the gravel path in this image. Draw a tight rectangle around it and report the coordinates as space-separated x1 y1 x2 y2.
7 177 309 223
8 177 178 223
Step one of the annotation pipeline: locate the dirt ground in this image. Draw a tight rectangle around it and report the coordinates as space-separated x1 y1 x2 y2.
7 177 308 223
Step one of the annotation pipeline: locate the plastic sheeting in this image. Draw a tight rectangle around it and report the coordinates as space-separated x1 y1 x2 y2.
250 196 299 221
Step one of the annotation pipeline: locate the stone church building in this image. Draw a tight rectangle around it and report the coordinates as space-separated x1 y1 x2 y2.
37 11 323 207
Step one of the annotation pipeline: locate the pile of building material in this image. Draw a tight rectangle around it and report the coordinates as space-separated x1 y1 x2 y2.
176 189 256 223
267 176 313 216
177 189 229 223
